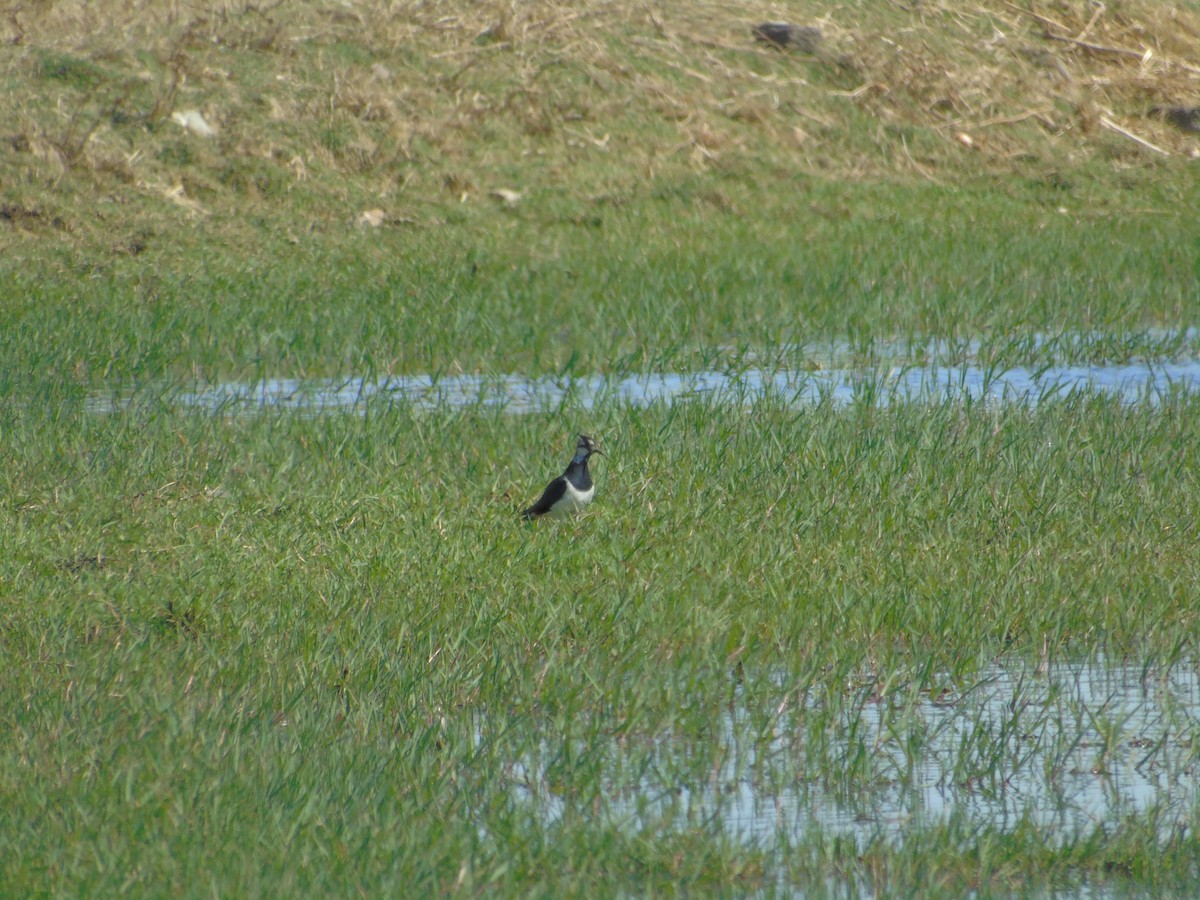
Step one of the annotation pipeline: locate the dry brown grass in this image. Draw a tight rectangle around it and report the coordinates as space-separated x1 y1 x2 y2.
2 0 1198 253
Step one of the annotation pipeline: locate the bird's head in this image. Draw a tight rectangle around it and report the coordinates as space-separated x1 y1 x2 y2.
574 433 602 461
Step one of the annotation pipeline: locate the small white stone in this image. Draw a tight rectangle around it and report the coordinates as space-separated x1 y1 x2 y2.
171 109 218 138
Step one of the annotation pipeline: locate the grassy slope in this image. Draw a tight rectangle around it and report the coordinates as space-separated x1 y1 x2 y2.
2 1 1200 383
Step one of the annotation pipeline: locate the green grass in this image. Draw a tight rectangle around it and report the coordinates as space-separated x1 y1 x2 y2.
3 394 1199 894
3 175 1198 391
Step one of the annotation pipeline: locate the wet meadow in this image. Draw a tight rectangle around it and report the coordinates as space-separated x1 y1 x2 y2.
4 0 1200 894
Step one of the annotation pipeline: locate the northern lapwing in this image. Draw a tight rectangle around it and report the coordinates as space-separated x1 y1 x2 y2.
522 434 603 520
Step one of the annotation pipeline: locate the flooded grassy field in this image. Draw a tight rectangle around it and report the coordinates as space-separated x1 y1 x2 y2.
4 383 1200 894
4 0 1200 893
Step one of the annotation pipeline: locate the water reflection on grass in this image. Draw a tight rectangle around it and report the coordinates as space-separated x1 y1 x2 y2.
89 359 1200 414
506 659 1200 849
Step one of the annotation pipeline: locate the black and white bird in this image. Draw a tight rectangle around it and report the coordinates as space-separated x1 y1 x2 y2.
522 434 603 520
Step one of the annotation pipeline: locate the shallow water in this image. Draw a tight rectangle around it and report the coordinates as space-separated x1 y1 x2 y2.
89 359 1200 414
508 660 1200 848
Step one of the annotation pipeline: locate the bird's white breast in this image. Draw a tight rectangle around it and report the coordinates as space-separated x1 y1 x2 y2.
549 481 594 517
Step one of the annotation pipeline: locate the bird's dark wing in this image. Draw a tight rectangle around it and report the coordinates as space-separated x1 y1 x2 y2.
522 476 567 519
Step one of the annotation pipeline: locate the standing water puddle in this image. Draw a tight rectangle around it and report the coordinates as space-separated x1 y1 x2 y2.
506 660 1200 847
89 360 1200 413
